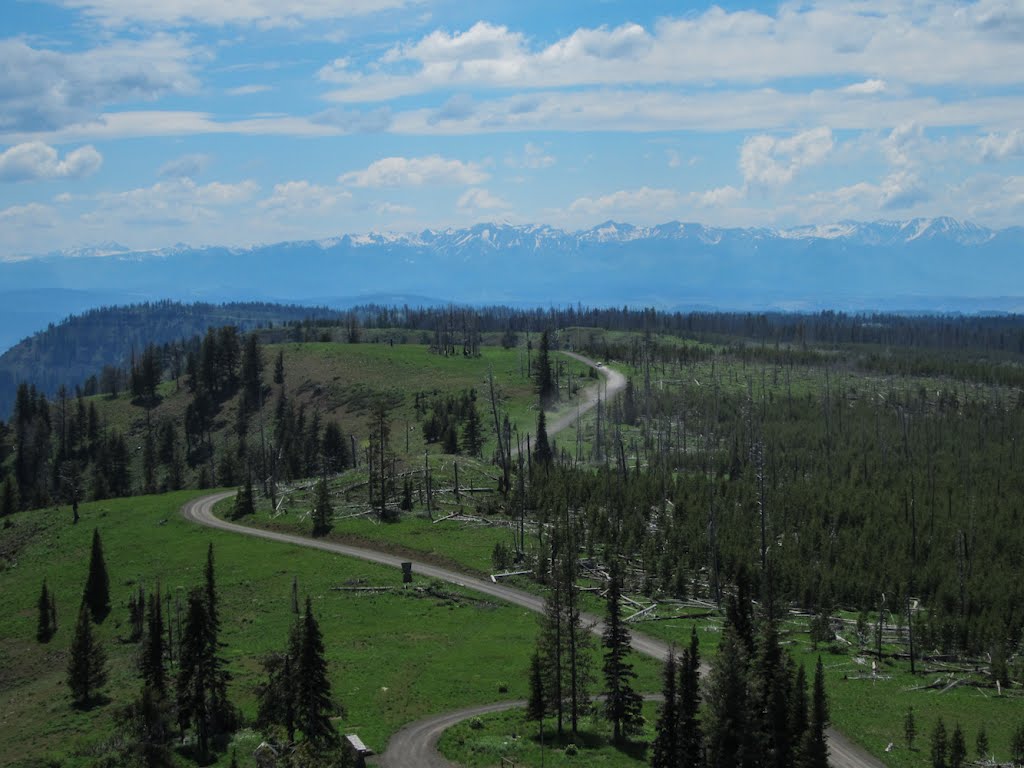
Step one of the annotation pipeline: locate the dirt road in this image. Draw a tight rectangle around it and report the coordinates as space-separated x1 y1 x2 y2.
179 355 885 767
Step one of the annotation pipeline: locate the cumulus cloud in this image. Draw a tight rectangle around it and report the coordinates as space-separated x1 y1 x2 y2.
226 84 272 96
339 155 488 187
882 123 924 167
843 79 887 95
801 170 930 220
323 3 1024 104
260 180 351 213
158 153 210 178
84 177 259 227
0 35 198 133
0 142 102 182
0 202 58 227
457 187 509 212
568 186 681 217
377 201 415 216
740 127 833 187
505 142 555 169
692 185 745 208
54 0 422 28
978 129 1024 161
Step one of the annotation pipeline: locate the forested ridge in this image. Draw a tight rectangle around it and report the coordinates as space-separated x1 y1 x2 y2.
0 300 346 418
3 305 1024 666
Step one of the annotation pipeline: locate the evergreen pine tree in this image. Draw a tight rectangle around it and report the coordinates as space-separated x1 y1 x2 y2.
115 684 175 768
295 597 339 746
140 592 167 696
601 562 643 743
527 650 546 723
904 707 917 751
311 476 333 537
526 651 546 759
790 663 809 751
232 473 256 519
462 397 483 457
678 626 703 768
533 410 553 467
177 587 233 761
536 330 556 408
322 421 348 472
930 717 948 768
83 528 110 623
795 656 830 768
751 613 794 768
37 579 54 642
949 723 966 768
704 625 753 768
651 650 679 768
975 724 989 761
67 601 107 707
256 648 297 744
204 543 219 636
273 350 286 386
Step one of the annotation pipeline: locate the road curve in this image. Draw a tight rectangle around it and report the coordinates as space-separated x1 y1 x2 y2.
180 356 885 768
182 493 884 768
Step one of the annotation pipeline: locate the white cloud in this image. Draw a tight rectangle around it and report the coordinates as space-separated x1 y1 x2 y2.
0 35 199 133
842 79 887 95
1 111 343 144
339 155 488 187
54 0 423 28
84 177 259 227
666 149 681 168
882 122 923 167
568 186 681 217
957 174 1024 222
384 86 1024 137
740 127 833 187
798 170 930 221
692 185 745 208
0 202 58 227
457 187 509 212
377 201 415 216
505 142 554 169
227 84 273 96
323 4 1024 104
158 153 211 178
0 142 102 182
260 180 351 214
978 129 1024 161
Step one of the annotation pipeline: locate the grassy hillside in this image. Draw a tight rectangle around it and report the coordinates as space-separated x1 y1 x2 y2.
78 340 593 492
0 491 661 768
0 301 348 418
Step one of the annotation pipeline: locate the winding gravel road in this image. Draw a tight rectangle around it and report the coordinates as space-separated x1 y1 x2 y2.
180 355 885 768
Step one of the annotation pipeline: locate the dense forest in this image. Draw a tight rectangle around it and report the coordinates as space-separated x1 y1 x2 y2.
0 301 347 418
2 304 1023 671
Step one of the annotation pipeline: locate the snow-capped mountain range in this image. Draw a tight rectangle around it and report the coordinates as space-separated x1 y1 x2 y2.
0 217 1021 352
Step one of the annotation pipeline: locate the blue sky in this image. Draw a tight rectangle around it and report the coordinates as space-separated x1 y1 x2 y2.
1 0 1023 256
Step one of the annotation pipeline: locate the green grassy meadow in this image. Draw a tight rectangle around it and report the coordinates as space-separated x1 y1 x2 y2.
0 492 550 766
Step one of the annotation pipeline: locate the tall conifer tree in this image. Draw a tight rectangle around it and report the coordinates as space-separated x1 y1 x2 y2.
651 650 679 768
601 562 643 743
68 601 107 706
295 597 338 746
141 591 167 696
679 626 703 768
83 528 110 623
37 579 54 642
